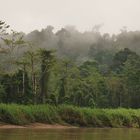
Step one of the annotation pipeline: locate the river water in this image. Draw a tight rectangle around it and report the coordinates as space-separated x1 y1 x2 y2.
0 128 139 140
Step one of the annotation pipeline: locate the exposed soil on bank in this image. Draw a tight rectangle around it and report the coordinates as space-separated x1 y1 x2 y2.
0 123 78 129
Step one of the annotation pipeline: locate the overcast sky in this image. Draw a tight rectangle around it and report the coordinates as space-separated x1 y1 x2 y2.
0 0 140 34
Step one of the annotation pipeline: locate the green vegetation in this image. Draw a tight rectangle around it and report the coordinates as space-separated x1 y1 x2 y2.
0 104 140 128
0 20 140 109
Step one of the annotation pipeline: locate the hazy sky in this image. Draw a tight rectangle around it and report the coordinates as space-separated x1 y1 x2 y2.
1 0 140 34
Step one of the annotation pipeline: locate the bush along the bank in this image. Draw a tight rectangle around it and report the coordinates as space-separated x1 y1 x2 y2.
0 104 140 127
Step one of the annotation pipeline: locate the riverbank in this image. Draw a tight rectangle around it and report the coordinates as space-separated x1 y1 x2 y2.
0 104 140 128
0 123 78 129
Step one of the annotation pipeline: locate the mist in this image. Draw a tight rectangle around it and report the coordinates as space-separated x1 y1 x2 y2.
24 26 140 61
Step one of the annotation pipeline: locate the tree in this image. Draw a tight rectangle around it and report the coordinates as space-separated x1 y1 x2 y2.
106 76 126 107
39 49 55 104
123 55 140 108
23 44 39 104
0 84 6 103
16 60 29 96
111 48 137 73
0 20 10 71
77 60 106 107
58 59 71 104
1 30 25 72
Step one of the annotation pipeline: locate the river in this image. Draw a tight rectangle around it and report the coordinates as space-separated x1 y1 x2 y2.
0 128 139 140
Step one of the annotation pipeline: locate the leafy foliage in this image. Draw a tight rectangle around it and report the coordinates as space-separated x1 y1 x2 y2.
0 21 140 108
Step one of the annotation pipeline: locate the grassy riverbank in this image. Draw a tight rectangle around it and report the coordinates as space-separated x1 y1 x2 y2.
0 104 140 128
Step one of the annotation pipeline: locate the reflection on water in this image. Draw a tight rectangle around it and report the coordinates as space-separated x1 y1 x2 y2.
0 128 140 140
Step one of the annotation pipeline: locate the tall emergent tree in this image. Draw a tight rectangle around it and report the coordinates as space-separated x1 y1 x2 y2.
39 49 55 104
1 30 25 72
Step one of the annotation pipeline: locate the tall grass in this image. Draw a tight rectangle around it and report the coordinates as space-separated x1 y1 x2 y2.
0 104 140 128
